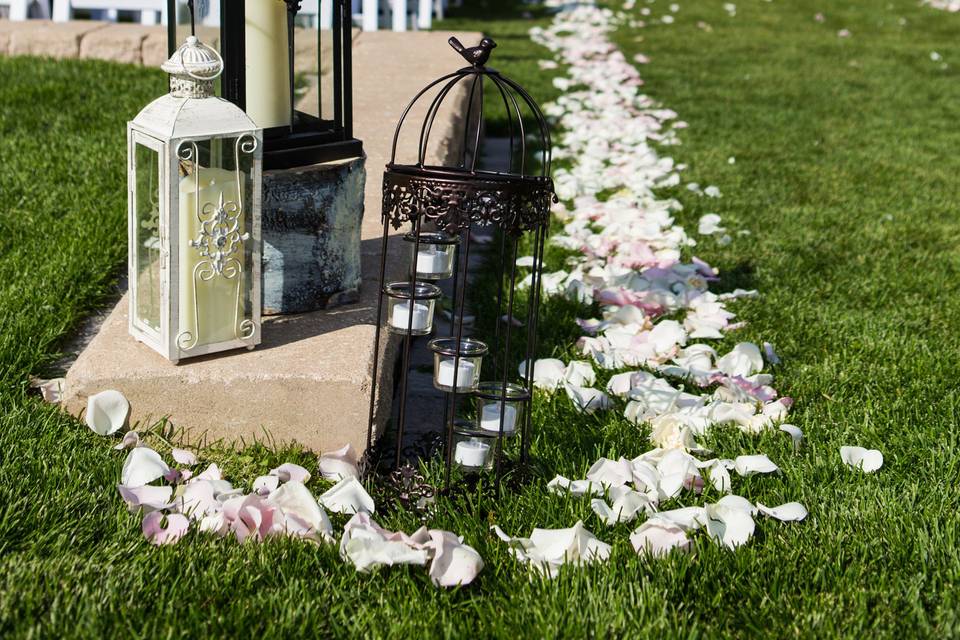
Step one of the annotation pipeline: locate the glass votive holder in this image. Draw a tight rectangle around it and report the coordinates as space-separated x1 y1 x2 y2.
385 281 442 336
428 337 488 393
452 431 496 472
475 382 530 435
403 231 459 280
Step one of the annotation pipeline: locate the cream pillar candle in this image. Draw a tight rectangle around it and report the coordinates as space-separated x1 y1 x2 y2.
244 0 292 129
178 166 247 350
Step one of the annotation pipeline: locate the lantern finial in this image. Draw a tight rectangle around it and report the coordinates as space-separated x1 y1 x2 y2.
162 36 223 100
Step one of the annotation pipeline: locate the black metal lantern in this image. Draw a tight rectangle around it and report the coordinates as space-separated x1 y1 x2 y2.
167 0 361 170
366 37 555 491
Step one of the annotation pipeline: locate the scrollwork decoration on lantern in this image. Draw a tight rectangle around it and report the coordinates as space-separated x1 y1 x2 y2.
174 136 259 352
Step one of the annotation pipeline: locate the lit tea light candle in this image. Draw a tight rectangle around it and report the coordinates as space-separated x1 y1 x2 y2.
416 246 447 276
391 300 430 331
436 358 477 390
480 403 518 433
455 440 490 468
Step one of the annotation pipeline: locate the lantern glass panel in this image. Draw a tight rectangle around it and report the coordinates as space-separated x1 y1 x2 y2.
290 21 333 123
133 139 163 336
175 135 258 352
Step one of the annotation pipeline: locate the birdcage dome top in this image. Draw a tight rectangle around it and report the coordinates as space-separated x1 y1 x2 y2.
382 37 555 235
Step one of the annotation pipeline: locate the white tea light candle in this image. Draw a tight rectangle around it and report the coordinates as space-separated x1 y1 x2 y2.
391 300 431 331
416 246 446 275
480 403 518 433
437 358 477 390
455 440 490 468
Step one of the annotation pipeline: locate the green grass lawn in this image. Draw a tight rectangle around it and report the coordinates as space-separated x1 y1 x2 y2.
2 0 960 637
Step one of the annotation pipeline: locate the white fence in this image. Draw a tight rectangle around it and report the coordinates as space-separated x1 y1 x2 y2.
4 0 451 31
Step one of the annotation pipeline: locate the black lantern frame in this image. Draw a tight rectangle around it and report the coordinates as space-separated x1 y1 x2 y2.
366 37 555 492
167 0 362 170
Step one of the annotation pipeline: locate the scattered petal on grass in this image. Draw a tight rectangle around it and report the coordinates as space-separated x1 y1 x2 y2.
733 454 779 476
270 462 311 484
121 447 170 487
756 502 808 522
268 481 335 542
763 342 781 365
113 431 140 450
716 343 764 377
704 503 755 549
716 494 755 514
85 390 130 436
221 493 280 543
547 475 605 497
591 486 655 525
564 384 611 414
171 448 197 466
519 358 566 390
426 530 484 587
708 463 732 493
117 484 172 513
586 457 634 487
630 519 691 556
142 512 189 546
319 477 375 515
840 446 883 472
779 424 803 449
654 506 707 531
492 521 611 578
698 213 725 235
340 512 429 573
179 480 220 519
33 377 66 404
253 474 280 496
195 463 222 481
318 444 360 481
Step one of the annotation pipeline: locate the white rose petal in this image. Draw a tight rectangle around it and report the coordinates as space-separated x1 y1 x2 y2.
85 390 130 436
756 501 808 522
121 447 170 487
840 446 883 473
733 454 779 476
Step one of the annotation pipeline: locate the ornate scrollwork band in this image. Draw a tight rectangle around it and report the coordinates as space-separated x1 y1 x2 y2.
381 167 555 235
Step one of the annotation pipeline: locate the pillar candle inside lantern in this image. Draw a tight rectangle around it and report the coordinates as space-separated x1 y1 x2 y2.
244 0 292 129
178 167 247 349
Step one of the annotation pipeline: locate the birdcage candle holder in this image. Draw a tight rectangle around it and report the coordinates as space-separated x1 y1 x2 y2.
366 36 555 490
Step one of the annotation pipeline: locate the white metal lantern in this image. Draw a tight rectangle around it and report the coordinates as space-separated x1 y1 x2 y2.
128 35 263 363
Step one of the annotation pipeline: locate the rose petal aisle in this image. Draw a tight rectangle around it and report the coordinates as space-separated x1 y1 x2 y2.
488 0 829 569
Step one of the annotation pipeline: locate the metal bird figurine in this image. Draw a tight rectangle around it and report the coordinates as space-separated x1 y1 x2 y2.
448 37 497 68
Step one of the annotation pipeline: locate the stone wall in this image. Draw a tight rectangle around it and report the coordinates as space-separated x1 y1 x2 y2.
0 19 348 72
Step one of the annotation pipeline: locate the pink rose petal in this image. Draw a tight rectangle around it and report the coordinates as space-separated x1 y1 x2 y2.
141 512 189 546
